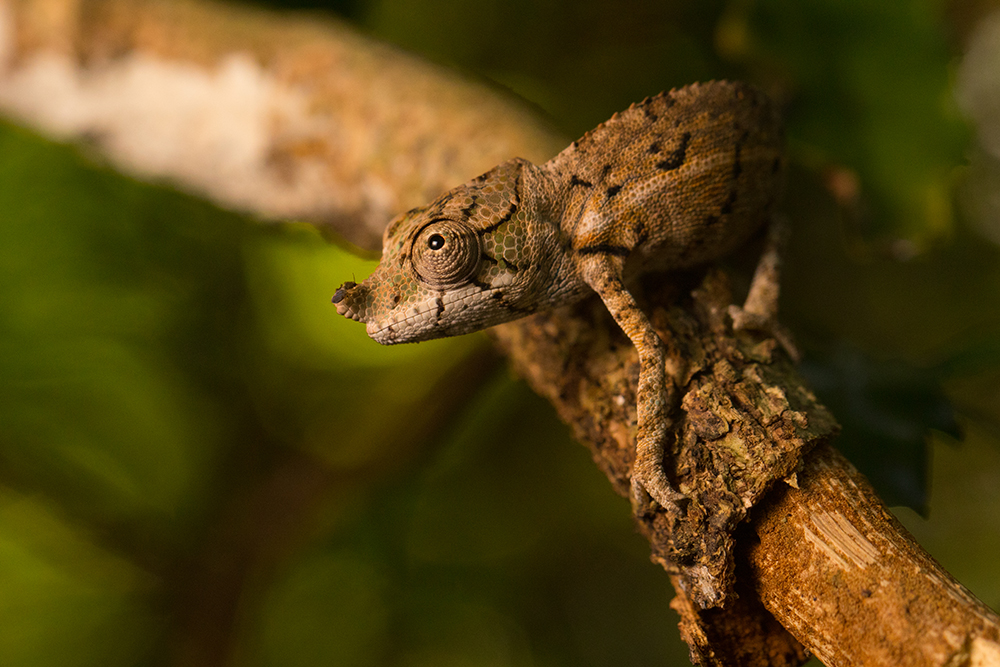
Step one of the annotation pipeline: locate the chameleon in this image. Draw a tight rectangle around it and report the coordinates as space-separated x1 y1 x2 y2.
332 80 785 514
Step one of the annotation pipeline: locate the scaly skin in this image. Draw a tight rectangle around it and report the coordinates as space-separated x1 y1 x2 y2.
333 81 785 513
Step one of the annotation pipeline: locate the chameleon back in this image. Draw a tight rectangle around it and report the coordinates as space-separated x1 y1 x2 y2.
546 80 784 273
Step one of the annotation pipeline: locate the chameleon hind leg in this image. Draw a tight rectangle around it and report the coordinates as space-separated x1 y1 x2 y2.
579 254 686 515
728 216 799 361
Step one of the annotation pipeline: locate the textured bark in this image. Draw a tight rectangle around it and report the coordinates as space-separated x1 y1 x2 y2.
2 1 998 665
492 267 825 665
493 267 840 609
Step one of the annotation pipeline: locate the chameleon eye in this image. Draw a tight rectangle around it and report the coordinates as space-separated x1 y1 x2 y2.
412 220 481 288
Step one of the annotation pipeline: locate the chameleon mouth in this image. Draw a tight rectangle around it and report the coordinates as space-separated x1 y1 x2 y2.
335 302 363 321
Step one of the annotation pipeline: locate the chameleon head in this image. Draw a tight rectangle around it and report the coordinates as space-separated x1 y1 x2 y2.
332 159 567 344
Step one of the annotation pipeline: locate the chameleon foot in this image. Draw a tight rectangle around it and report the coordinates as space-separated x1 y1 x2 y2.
630 448 686 516
630 473 685 516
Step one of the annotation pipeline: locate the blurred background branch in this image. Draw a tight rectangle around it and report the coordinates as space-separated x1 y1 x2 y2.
0 0 565 249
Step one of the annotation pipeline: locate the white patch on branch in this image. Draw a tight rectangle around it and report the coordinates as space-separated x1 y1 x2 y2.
0 1 11 72
958 10 1000 161
807 510 879 570
0 46 346 221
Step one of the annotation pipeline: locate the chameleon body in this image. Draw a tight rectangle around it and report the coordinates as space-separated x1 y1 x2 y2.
333 81 784 512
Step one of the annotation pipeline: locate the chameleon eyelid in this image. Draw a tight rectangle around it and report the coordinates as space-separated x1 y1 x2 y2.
409 217 482 288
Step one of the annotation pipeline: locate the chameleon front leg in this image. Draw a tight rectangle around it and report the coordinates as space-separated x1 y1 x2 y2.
579 255 686 515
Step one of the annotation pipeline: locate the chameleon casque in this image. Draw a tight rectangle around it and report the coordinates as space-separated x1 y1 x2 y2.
333 80 785 514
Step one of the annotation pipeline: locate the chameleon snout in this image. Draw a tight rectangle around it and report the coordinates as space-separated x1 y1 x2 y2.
332 281 366 322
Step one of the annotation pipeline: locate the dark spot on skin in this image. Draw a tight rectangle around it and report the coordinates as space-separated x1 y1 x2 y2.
428 198 449 217
392 293 401 305
490 290 533 315
862 589 872 598
600 164 612 181
705 214 720 227
656 132 691 171
435 296 445 320
481 253 498 266
720 189 738 215
504 259 521 273
479 203 518 235
470 276 491 290
607 275 629 293
634 220 649 248
331 281 356 303
570 174 592 188
647 141 661 154
461 198 477 218
643 105 658 122
477 173 521 236
732 132 748 179
606 184 622 198
577 244 631 258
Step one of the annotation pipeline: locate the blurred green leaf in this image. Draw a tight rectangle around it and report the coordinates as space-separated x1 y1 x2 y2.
725 0 969 245
0 490 158 667
0 116 489 664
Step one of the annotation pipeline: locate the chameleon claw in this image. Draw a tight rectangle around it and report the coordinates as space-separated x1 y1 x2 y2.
727 215 799 360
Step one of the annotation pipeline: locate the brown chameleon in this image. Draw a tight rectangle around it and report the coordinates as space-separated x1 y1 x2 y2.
333 80 785 513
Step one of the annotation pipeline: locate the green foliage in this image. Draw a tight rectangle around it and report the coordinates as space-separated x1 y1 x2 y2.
726 0 969 244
